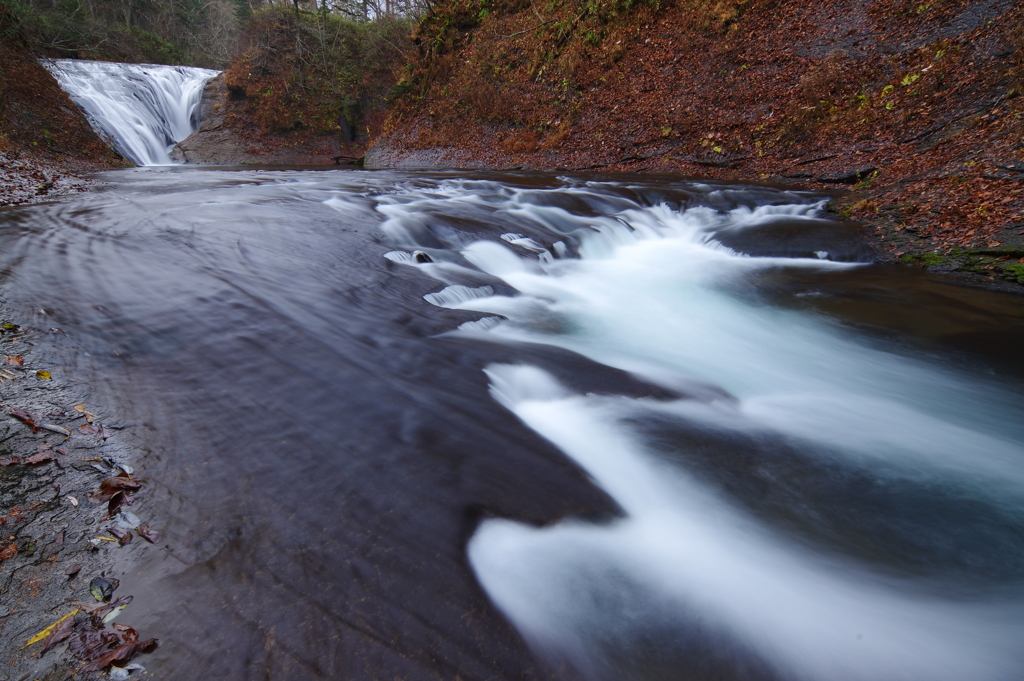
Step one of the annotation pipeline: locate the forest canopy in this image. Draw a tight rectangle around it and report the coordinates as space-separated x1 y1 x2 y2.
1 0 426 67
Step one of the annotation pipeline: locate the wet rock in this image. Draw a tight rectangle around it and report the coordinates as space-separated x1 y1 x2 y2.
172 75 352 166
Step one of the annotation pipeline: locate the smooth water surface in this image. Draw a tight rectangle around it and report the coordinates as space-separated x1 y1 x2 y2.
1 167 1022 680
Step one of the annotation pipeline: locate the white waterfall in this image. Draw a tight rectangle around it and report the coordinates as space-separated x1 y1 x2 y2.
44 59 219 166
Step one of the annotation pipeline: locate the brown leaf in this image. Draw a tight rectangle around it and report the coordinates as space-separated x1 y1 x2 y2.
106 526 133 546
81 595 131 622
112 624 138 642
39 614 78 654
7 407 40 433
89 489 117 504
78 423 98 435
66 563 82 577
0 456 20 466
100 477 140 493
79 637 157 672
68 625 120 662
25 451 53 465
107 491 132 516
5 355 23 367
137 525 161 544
0 543 16 563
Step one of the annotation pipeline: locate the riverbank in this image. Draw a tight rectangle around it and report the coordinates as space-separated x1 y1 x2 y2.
0 19 126 207
0 303 165 678
366 0 1024 288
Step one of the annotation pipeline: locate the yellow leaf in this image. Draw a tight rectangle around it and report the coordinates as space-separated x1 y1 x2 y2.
94 536 117 542
22 609 78 648
73 405 96 423
35 370 52 380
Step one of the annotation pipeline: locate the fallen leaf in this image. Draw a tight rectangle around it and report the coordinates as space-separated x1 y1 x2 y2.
0 543 16 562
101 601 129 623
107 490 132 516
107 526 133 546
66 495 79 507
100 477 141 493
6 407 40 433
136 526 161 544
74 404 97 423
25 451 53 465
35 370 52 380
40 613 78 653
81 594 133 623
112 624 138 642
39 423 71 436
0 456 21 466
21 609 79 648
66 563 82 577
68 623 120 662
89 576 118 602
78 423 98 435
5 355 23 366
79 637 157 672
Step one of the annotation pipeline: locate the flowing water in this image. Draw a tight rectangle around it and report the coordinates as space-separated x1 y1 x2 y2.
1 167 1023 680
42 59 217 165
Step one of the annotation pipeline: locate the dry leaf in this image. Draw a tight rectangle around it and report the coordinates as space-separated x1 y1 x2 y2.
136 525 161 544
25 451 53 465
79 637 157 672
7 407 39 433
74 404 97 423
21 609 79 649
4 355 23 366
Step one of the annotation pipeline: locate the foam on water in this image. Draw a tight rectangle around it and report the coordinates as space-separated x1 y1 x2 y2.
377 177 1024 680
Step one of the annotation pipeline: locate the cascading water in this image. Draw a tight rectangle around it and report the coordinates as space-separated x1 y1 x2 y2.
368 177 1024 681
1 169 1021 680
43 59 218 165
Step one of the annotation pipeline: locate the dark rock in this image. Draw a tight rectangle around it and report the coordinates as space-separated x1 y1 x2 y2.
814 166 877 184
171 75 351 166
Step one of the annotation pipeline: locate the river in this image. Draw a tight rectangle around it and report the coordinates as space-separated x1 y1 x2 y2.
1 166 1022 679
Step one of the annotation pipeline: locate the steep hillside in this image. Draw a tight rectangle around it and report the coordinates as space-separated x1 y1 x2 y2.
173 8 412 165
0 2 124 205
370 0 1024 283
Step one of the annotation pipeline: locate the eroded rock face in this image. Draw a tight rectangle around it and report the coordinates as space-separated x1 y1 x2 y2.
172 75 349 166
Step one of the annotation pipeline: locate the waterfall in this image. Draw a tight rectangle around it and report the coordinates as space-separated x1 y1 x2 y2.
44 59 219 166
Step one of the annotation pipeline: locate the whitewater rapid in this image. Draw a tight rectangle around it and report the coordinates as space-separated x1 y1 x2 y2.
362 177 1024 681
44 59 217 165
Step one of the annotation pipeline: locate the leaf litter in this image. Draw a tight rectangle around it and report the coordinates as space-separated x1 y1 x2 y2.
0 319 161 677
